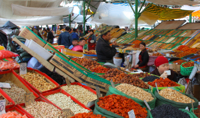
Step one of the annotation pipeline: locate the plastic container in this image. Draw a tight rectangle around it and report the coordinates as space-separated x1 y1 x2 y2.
53 45 65 53
25 39 53 60
13 68 60 94
180 62 194 76
113 57 122 67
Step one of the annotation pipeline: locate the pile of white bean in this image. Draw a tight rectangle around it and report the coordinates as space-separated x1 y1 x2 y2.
2 81 26 104
46 93 89 114
61 85 97 106
25 101 61 118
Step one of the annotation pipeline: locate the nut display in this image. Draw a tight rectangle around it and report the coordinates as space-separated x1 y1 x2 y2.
100 68 125 82
2 81 26 104
73 58 103 70
61 85 97 106
25 101 61 118
115 84 154 102
21 72 56 92
97 94 147 118
159 88 195 103
133 72 151 78
71 112 106 118
182 62 194 67
148 78 180 87
46 93 89 114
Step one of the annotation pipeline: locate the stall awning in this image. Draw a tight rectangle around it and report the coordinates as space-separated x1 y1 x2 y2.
147 0 200 5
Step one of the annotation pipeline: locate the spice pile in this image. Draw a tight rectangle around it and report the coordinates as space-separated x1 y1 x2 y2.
61 85 97 106
21 72 56 92
148 78 180 87
97 94 147 118
116 84 154 102
173 60 186 65
73 58 102 70
151 104 190 118
194 108 200 117
0 111 27 118
117 74 149 89
71 112 106 118
142 76 159 82
159 88 195 103
2 81 26 104
182 62 194 67
90 66 109 73
0 93 13 106
25 101 61 118
46 93 89 114
175 45 198 58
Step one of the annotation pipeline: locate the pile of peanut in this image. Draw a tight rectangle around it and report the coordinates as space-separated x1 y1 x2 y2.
159 88 195 103
25 101 61 118
2 81 26 104
115 83 154 102
21 72 56 92
61 85 97 106
46 93 89 114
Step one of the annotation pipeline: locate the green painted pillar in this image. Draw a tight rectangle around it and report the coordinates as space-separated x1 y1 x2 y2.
135 0 138 39
189 14 192 23
69 14 71 27
83 0 86 35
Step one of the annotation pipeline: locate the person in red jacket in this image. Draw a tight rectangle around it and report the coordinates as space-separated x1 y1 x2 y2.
88 29 96 50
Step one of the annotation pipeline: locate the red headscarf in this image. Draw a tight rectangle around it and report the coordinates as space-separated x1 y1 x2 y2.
154 56 168 67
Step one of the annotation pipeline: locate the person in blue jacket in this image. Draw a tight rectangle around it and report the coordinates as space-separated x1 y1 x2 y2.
57 27 72 48
71 28 79 40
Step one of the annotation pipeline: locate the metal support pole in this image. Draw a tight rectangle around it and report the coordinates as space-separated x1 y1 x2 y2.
86 13 94 21
189 14 192 23
83 0 86 35
69 14 71 27
71 15 79 22
135 0 139 39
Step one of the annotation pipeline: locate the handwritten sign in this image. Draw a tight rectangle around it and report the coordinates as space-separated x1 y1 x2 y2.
96 86 101 99
110 79 115 88
0 83 11 88
155 83 159 93
0 100 6 115
87 100 96 108
65 77 71 87
24 92 35 107
61 109 74 118
144 100 151 111
128 110 135 118
20 63 27 75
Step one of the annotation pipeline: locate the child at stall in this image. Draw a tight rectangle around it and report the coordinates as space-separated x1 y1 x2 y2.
69 38 78 49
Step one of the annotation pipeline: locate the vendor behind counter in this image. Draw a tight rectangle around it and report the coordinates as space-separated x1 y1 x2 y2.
151 56 178 82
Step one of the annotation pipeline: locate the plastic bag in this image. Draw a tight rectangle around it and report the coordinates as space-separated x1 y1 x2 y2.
0 58 20 70
0 50 18 59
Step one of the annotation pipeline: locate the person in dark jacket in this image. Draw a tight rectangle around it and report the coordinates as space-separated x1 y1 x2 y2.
96 31 117 63
47 28 54 44
151 56 178 82
57 27 73 48
88 29 97 50
71 29 79 40
135 42 149 71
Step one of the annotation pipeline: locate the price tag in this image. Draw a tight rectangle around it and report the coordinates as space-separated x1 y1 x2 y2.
144 100 151 111
87 99 96 108
0 99 6 115
20 63 27 75
60 109 74 118
149 86 151 90
185 106 189 111
65 77 71 87
110 79 115 88
155 83 159 93
24 92 35 107
96 86 101 99
128 110 135 118
0 83 11 88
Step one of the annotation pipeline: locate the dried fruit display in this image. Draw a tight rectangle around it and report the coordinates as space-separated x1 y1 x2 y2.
91 66 109 73
142 76 159 82
116 84 154 102
191 55 200 59
117 74 149 89
131 40 142 48
173 60 186 65
194 108 200 117
152 53 163 56
71 112 106 118
159 88 195 103
21 72 56 92
97 94 147 118
151 104 190 118
133 72 151 78
182 62 194 67
195 58 200 61
0 111 27 118
148 78 180 87
73 58 103 70
100 68 125 82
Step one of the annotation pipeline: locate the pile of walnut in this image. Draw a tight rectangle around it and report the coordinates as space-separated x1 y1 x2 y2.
21 72 56 92
116 84 154 102
73 58 102 70
159 88 195 103
25 101 61 118
61 85 97 106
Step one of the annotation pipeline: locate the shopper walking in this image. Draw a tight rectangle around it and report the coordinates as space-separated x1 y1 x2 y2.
57 27 73 48
71 29 79 40
47 28 54 44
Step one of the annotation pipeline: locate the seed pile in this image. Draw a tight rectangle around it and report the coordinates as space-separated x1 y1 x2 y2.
25 101 61 118
21 72 56 92
61 85 97 106
115 84 154 102
2 81 26 104
46 93 89 114
151 104 190 118
159 88 195 103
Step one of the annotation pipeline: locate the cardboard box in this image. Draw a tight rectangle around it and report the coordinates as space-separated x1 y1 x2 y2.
19 26 46 47
44 43 70 61
50 54 109 92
